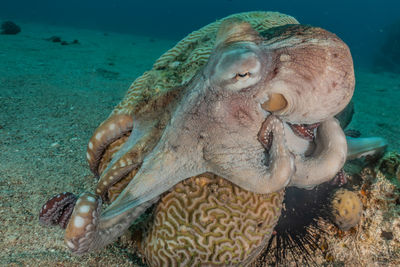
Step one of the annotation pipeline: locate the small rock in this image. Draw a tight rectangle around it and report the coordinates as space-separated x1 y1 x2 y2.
46 36 62 43
381 231 393 240
7 234 18 242
1 21 21 35
95 68 119 79
50 142 60 148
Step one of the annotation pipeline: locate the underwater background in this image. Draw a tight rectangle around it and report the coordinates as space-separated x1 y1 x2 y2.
1 0 400 68
0 0 399 266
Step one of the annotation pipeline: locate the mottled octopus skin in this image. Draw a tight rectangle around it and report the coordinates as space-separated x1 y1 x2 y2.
43 11 366 260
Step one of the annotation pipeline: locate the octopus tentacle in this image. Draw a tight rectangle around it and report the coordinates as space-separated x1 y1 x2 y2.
346 136 387 160
330 169 347 186
97 136 130 175
64 192 159 254
217 115 295 194
290 117 347 189
94 116 168 198
39 192 77 229
86 114 133 177
95 159 139 198
64 193 101 254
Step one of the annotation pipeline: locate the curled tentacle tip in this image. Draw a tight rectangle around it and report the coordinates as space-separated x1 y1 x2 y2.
39 192 78 229
258 115 283 150
65 193 101 254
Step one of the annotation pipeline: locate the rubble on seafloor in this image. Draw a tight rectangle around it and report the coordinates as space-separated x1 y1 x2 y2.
266 151 400 266
323 151 400 265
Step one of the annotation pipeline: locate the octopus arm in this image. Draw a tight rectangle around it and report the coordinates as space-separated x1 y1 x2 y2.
64 192 159 254
346 136 387 160
86 114 133 176
206 115 295 194
289 117 347 189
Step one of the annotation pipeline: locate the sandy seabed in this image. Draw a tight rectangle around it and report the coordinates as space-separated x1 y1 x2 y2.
0 21 399 266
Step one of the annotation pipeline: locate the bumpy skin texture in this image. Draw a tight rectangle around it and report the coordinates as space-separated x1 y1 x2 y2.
40 11 384 261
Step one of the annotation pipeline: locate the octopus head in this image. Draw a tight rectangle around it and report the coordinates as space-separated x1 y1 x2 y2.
206 21 355 125
201 20 355 189
259 25 354 124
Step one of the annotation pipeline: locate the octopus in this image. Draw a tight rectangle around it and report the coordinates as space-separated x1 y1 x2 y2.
39 11 387 265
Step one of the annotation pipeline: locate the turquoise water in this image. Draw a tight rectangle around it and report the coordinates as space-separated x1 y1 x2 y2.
1 0 399 68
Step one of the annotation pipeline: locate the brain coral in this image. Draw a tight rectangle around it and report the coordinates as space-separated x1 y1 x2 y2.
140 174 284 266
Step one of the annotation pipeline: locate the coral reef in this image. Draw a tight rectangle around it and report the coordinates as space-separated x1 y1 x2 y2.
1 21 21 35
321 161 400 265
39 192 77 229
139 174 284 266
259 153 400 266
377 151 400 182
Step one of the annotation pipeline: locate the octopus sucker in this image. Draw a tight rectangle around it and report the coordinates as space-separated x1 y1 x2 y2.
256 116 294 191
87 114 133 176
64 193 103 254
39 192 77 229
95 163 138 198
66 193 159 254
287 122 320 141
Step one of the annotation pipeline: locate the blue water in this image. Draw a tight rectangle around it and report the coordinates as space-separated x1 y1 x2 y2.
1 0 399 68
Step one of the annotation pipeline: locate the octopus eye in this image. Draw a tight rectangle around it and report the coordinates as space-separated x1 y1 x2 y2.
234 72 250 81
211 45 262 91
